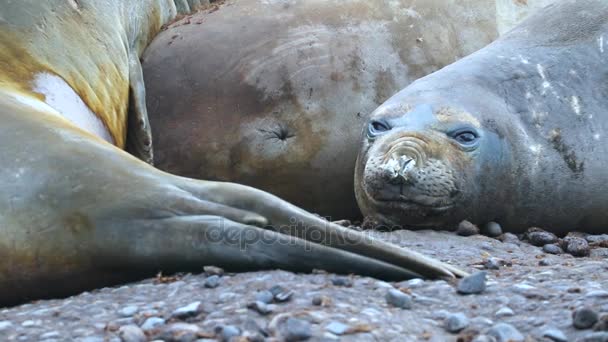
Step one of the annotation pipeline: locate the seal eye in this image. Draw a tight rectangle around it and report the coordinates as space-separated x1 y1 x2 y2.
450 129 479 147
367 119 391 138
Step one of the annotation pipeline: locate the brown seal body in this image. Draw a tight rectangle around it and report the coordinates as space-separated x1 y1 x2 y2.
142 0 499 220
355 0 608 234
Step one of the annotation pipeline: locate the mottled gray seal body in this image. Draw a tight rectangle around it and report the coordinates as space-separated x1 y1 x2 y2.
0 0 462 306
142 0 498 220
356 0 608 234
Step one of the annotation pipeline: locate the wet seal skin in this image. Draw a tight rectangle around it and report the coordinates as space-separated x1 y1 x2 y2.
142 0 499 220
355 0 608 234
0 0 464 306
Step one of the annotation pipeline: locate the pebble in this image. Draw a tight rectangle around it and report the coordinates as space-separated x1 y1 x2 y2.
269 285 294 303
590 248 608 258
484 257 502 270
204 275 221 288
500 233 521 244
330 277 353 287
281 317 312 342
539 259 552 266
457 220 479 236
487 323 524 342
118 306 138 317
457 271 487 295
483 222 503 237
203 266 224 276
118 325 146 342
495 307 515 318
573 307 600 329
579 332 608 342
247 301 274 315
155 323 201 342
563 237 590 257
325 321 349 335
586 291 608 299
141 317 165 331
472 335 497 342
215 325 241 342
543 244 564 255
527 228 558 246
444 312 469 333
254 290 274 304
587 235 608 244
594 314 608 331
0 321 13 331
171 301 203 319
542 328 568 342
385 289 412 309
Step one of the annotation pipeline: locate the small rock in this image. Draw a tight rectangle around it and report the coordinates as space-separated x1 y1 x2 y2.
268 285 293 303
586 291 608 299
483 222 503 237
118 325 146 342
281 318 312 342
311 295 331 306
542 327 568 342
563 237 590 257
539 259 552 266
254 290 274 304
40 331 60 339
215 325 241 342
0 321 13 331
487 323 524 342
385 289 412 309
499 233 521 244
247 301 274 315
330 277 353 287
594 314 608 331
141 317 165 331
406 279 425 288
527 228 558 246
444 313 469 333
579 332 608 342
203 266 224 276
118 306 139 317
543 244 564 255
587 235 608 244
573 307 599 329
590 248 608 258
171 301 203 319
204 275 221 288
457 220 479 236
484 257 502 270
495 307 515 318
472 335 497 342
457 272 487 295
156 323 201 342
325 321 349 335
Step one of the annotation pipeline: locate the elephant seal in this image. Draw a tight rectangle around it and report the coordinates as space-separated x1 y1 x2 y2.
355 0 608 234
0 0 463 306
142 0 498 220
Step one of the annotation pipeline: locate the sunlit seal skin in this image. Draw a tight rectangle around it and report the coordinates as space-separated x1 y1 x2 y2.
356 0 608 234
0 0 464 306
142 0 498 220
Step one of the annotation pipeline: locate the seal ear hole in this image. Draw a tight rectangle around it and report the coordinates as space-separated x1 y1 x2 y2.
258 123 295 142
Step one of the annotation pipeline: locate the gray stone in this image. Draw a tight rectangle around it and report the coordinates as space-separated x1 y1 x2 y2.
487 323 524 342
457 272 487 295
578 332 608 342
171 301 203 319
269 285 294 302
543 244 564 255
282 318 312 342
484 257 502 270
573 307 599 329
483 222 503 237
0 321 13 331
40 331 61 339
472 335 497 342
542 328 568 342
204 275 221 288
118 325 146 342
247 301 274 315
590 248 608 258
330 277 353 287
563 237 590 257
118 306 139 317
254 290 274 304
495 307 515 318
159 323 202 342
386 289 412 309
216 325 240 342
586 291 608 299
527 229 558 246
141 317 165 330
457 220 479 236
325 321 350 335
444 312 469 333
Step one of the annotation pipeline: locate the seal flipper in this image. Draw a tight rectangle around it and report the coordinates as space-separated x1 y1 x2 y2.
126 53 154 165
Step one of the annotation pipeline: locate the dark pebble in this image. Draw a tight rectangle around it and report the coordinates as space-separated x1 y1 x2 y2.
457 220 479 236
543 244 564 255
282 317 312 342
527 228 558 246
204 275 221 288
573 307 600 329
269 285 293 303
482 222 503 237
457 272 487 295
563 237 590 257
330 277 353 287
539 259 552 266
594 315 608 331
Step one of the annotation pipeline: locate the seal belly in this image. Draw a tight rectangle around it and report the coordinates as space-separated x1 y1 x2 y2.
31 72 114 144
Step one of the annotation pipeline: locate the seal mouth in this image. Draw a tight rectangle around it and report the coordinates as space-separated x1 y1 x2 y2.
374 196 455 213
